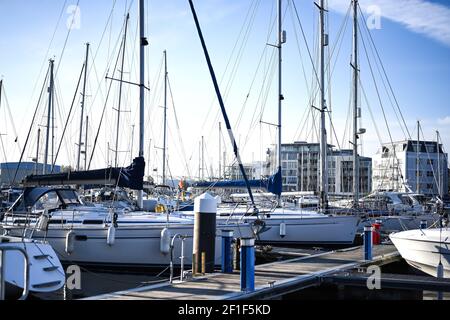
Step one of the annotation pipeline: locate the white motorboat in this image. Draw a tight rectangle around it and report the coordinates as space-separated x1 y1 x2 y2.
390 227 450 278
1 187 253 269
0 235 65 299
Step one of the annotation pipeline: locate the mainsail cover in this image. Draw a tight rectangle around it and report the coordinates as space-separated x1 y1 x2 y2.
194 169 282 196
22 157 145 190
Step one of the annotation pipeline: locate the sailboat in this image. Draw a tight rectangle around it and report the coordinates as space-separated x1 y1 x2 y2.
0 1 253 269
181 0 360 245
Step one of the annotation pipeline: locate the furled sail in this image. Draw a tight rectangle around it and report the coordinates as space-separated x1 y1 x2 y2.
193 168 282 197
22 157 145 191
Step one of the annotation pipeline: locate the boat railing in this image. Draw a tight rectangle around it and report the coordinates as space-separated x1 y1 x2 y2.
169 234 188 284
0 245 30 300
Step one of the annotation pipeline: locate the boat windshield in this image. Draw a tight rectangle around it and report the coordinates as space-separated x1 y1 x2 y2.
32 191 61 212
58 190 83 206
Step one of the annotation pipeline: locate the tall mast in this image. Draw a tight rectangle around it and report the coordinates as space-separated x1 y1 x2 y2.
162 50 168 185
416 120 420 193
138 0 147 208
198 140 201 180
437 131 441 198
130 124 135 163
77 42 90 171
35 128 41 175
352 0 359 207
44 59 55 174
276 0 285 204
219 122 222 179
201 135 205 180
318 0 328 209
115 13 130 168
84 116 89 171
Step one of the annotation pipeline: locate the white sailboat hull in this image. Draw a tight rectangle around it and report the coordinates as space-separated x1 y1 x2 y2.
390 228 450 278
250 215 359 245
4 223 251 268
195 208 360 245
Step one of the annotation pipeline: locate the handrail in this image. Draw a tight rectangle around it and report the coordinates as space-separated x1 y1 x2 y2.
0 245 30 300
169 234 187 283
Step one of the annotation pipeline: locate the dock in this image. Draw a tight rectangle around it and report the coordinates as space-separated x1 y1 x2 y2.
86 244 400 300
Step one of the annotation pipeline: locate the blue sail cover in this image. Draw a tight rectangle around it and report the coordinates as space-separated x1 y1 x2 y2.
194 169 282 196
22 157 146 191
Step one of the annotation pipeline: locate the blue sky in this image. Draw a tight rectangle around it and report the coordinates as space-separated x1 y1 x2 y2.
0 0 449 180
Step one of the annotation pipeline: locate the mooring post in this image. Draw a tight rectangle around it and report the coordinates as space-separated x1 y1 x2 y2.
221 230 234 273
193 193 217 274
364 226 373 261
240 238 255 292
372 222 381 245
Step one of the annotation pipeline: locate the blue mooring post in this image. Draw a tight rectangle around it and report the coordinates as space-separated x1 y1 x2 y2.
364 226 373 261
240 238 255 292
420 220 427 229
221 230 233 273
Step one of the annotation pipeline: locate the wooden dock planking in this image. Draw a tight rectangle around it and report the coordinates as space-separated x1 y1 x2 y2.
86 245 399 300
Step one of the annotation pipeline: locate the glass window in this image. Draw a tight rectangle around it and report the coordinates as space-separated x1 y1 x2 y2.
32 191 61 212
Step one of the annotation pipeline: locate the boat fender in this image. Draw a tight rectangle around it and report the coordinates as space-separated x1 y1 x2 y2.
279 222 286 238
107 225 116 246
37 209 50 231
65 230 76 255
160 228 171 254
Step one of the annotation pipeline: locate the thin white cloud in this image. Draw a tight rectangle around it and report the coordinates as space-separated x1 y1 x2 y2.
328 0 450 47
438 116 450 125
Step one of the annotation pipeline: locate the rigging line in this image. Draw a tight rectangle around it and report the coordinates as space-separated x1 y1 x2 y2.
288 3 314 122
241 49 277 150
341 65 354 148
291 0 351 98
222 0 261 102
52 81 72 166
20 0 67 131
51 64 85 172
358 4 411 139
290 0 320 91
358 17 398 163
88 31 124 170
12 67 50 185
230 1 264 131
203 0 262 148
360 80 382 145
358 19 407 140
189 0 258 214
55 0 81 77
1 86 22 152
242 52 278 152
197 0 260 139
0 134 12 183
86 0 118 100
167 76 192 179
419 126 440 193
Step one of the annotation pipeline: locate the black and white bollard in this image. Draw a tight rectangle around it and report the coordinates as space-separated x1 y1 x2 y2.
193 193 217 274
221 230 234 273
364 226 373 261
240 238 255 292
